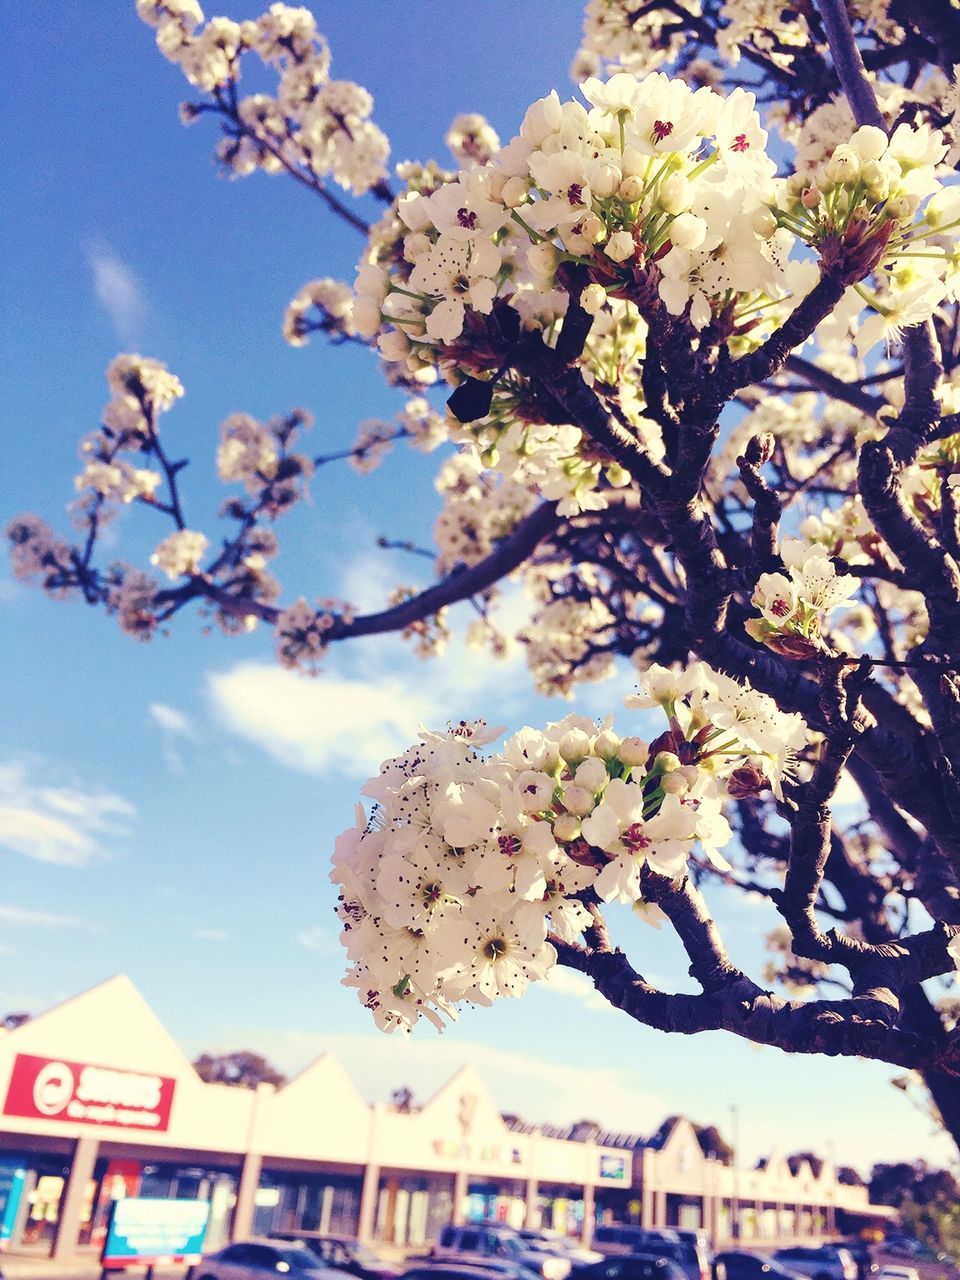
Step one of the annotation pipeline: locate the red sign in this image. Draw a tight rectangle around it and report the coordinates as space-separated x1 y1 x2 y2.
3 1054 175 1131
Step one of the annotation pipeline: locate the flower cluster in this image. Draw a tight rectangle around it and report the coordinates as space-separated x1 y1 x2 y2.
747 538 860 657
218 408 314 518
355 72 827 511
69 355 184 530
283 277 356 347
150 528 210 579
274 596 356 673
137 1 389 194
767 124 957 356
333 666 807 1032
346 398 447 476
6 516 73 595
433 451 536 572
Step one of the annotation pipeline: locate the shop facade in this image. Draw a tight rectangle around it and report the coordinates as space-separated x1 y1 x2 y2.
0 977 891 1259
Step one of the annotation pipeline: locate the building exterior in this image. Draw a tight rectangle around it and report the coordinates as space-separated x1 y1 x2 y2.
0 977 890 1261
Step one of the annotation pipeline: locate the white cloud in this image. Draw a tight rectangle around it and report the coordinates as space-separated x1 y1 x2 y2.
207 615 534 780
86 244 148 343
0 904 89 930
193 927 228 942
542 966 615 1014
297 925 336 953
149 703 193 736
149 702 195 773
208 660 444 777
0 762 134 867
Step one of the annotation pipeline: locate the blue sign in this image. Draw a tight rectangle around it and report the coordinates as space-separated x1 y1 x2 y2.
0 1161 27 1245
102 1198 210 1267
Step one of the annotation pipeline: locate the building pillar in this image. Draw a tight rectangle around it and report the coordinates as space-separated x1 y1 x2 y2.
51 1136 99 1261
583 1181 595 1247
357 1163 381 1244
452 1169 469 1225
653 1189 666 1228
525 1177 539 1229
826 1199 836 1235
641 1181 655 1229
704 1195 719 1245
231 1152 262 1242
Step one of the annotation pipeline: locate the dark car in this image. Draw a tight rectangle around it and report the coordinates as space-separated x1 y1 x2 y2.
191 1239 349 1280
433 1225 571 1280
571 1251 687 1280
712 1252 800 1280
404 1263 545 1280
588 1232 700 1280
773 1248 856 1280
271 1233 401 1280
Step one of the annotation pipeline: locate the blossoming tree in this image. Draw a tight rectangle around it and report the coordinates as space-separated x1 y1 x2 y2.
11 0 960 1148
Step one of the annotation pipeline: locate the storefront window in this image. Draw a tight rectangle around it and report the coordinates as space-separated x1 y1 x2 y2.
253 1170 362 1239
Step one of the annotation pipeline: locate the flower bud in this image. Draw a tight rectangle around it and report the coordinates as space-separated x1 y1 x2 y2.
559 728 593 763
590 161 622 198
593 728 621 760
786 172 807 197
604 230 636 263
886 192 917 221
528 243 559 276
404 233 433 264
501 176 529 208
581 283 607 316
618 175 644 202
660 772 690 795
575 756 608 791
619 736 649 767
561 783 595 816
378 330 410 361
825 146 860 184
751 207 778 239
859 159 885 194
654 751 682 773
801 185 821 209
668 213 706 250
553 812 582 842
605 462 631 487
659 173 692 215
581 215 607 244
480 446 500 467
850 125 888 162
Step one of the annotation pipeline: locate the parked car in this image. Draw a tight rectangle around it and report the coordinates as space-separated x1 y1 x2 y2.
880 1240 922 1261
773 1248 857 1280
875 1268 920 1280
569 1253 687 1280
663 1231 711 1280
838 1238 877 1280
404 1264 545 1280
593 1228 655 1255
516 1229 603 1266
433 1225 571 1280
589 1230 703 1280
712 1251 801 1280
191 1239 350 1280
270 1234 401 1280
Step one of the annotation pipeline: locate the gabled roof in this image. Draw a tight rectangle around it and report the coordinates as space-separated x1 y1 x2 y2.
0 974 198 1078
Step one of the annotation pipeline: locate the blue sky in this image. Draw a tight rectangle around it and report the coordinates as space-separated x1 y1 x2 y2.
1 1 956 1174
